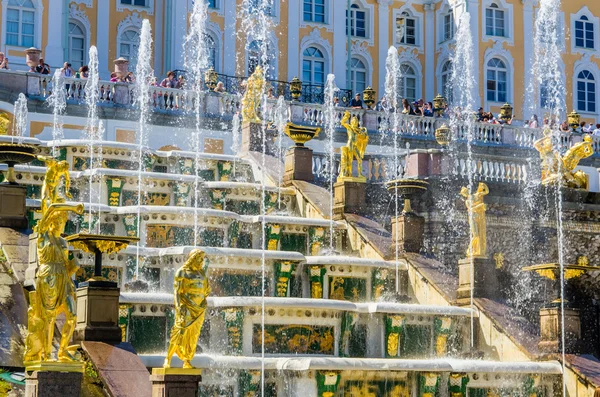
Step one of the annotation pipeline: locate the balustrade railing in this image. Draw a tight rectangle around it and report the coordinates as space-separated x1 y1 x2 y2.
455 156 529 184
312 152 406 184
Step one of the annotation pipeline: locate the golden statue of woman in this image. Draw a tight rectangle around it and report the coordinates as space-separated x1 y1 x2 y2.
241 66 266 123
37 155 72 213
460 183 489 258
339 111 369 181
164 249 210 369
27 198 84 362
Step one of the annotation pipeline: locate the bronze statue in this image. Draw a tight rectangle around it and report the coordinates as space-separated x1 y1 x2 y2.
164 249 210 369
460 182 489 258
534 131 594 189
339 111 369 181
241 66 266 123
24 158 83 364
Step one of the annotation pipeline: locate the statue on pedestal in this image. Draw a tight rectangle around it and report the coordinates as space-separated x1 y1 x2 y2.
339 111 369 181
460 183 489 258
24 158 84 364
241 66 266 123
164 249 210 369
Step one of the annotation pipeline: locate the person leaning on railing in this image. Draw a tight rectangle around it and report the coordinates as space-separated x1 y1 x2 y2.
0 52 8 70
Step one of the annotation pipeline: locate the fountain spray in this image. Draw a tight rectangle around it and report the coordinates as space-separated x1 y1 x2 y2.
47 69 67 157
12 93 28 144
85 46 101 233
323 74 338 250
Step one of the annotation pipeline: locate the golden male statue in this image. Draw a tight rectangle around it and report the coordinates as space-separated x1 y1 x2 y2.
164 249 210 369
241 66 266 123
339 111 369 181
37 155 72 213
460 183 489 258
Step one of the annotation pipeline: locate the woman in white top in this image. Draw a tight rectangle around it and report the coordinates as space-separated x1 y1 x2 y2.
61 62 74 78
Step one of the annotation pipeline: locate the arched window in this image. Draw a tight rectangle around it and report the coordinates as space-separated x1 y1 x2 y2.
204 33 218 71
346 3 366 38
350 57 367 94
6 0 35 47
485 3 505 37
486 58 507 103
68 21 86 71
575 15 594 49
441 60 453 103
247 40 276 78
302 47 325 86
577 70 596 113
400 63 417 103
398 11 416 45
119 29 140 68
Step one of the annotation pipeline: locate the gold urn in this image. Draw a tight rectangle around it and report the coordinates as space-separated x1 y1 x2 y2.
433 94 446 117
290 77 302 101
500 103 513 123
363 86 376 109
204 67 218 91
435 124 451 146
284 122 321 147
568 110 581 131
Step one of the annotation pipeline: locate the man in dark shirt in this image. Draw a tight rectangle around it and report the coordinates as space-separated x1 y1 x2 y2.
350 93 363 109
35 58 50 75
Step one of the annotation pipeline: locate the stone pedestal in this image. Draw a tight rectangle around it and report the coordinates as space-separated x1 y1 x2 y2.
150 369 202 397
390 212 424 254
74 284 122 343
539 305 582 354
333 179 366 220
456 256 498 305
283 146 314 186
0 184 28 229
25 366 82 397
241 122 277 155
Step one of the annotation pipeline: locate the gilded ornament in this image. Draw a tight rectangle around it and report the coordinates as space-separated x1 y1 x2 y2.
37 156 72 213
493 252 505 269
0 112 10 135
164 249 210 369
339 111 369 182
387 332 400 357
460 183 489 258
241 66 266 123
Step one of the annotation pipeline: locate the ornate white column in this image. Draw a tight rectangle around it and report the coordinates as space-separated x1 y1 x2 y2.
222 0 237 75
287 0 300 80
377 0 392 96
522 0 535 117
44 0 66 68
424 3 435 100
333 0 347 88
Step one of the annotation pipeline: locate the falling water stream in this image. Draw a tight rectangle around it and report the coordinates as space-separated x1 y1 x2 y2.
134 20 154 278
323 75 338 250
85 46 101 232
274 96 287 207
12 93 27 144
47 69 66 157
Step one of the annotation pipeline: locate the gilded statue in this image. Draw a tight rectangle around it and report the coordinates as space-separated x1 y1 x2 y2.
0 112 10 135
24 157 84 365
164 249 210 369
339 111 369 182
241 66 266 123
37 155 72 213
460 183 489 258
534 131 594 189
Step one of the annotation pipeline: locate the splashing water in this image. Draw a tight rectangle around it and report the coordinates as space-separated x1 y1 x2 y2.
450 11 477 349
184 0 211 246
46 69 67 156
273 96 287 207
134 20 154 279
323 74 338 250
12 93 27 144
85 46 101 232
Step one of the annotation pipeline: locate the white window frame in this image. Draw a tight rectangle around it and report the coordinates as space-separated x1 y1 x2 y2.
67 20 86 71
570 7 600 55
2 0 42 52
302 0 327 24
486 58 508 103
118 29 141 68
344 0 374 44
394 6 424 53
302 46 326 86
483 43 514 110
439 59 453 103
245 0 280 21
205 31 220 73
572 59 600 120
576 70 597 114
481 0 514 45
399 61 421 103
349 56 369 94
245 38 278 79
117 0 154 15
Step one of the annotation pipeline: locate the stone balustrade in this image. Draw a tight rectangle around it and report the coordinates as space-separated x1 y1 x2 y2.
2 69 599 157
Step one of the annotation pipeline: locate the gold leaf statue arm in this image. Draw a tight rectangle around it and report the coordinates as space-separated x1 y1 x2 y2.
479 183 489 196
340 111 351 130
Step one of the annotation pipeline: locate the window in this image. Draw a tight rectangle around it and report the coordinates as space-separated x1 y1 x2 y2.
441 60 453 103
485 3 505 37
119 29 140 69
540 81 550 109
575 16 594 49
205 33 217 71
208 0 217 8
120 0 146 6
486 58 508 103
350 57 367 94
398 12 416 45
6 0 35 47
248 0 272 16
346 4 366 38
302 47 325 86
304 0 325 23
577 70 596 113
443 12 454 41
68 22 86 71
400 63 417 103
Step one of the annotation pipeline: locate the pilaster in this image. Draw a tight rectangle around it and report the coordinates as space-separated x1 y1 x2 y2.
171 0 188 71
424 3 435 101
287 0 300 80
223 0 237 75
522 0 535 118
96 1 110 78
332 1 347 87
44 0 66 68
377 0 393 96
466 0 481 107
